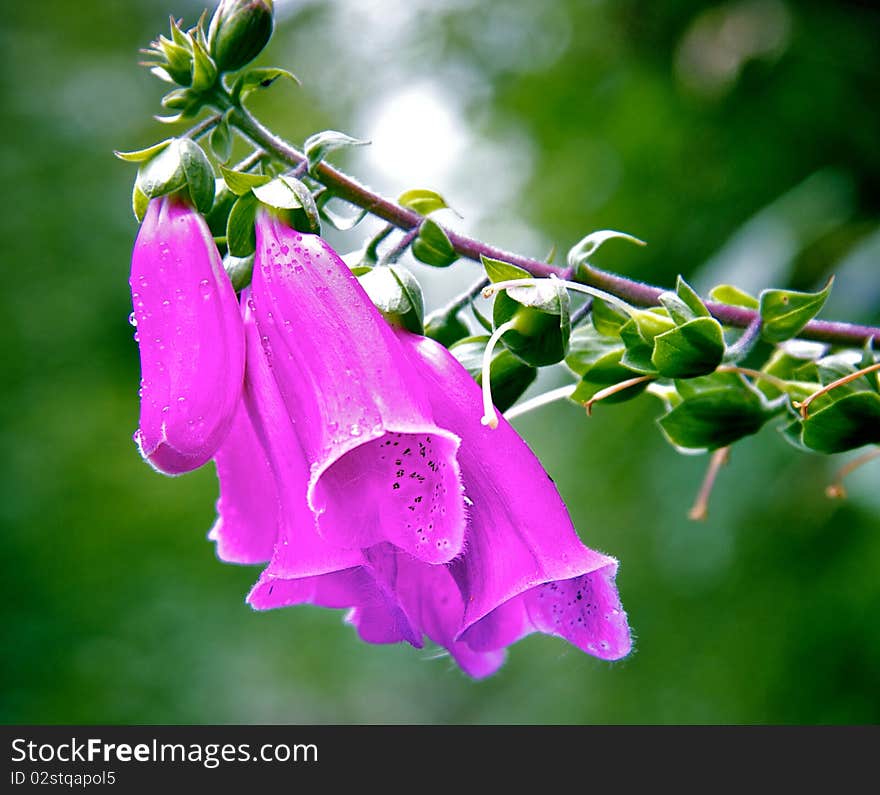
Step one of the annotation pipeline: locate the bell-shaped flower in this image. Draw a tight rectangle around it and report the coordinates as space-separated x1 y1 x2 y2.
130 195 245 474
214 289 503 677
250 213 466 565
225 291 422 648
396 330 632 661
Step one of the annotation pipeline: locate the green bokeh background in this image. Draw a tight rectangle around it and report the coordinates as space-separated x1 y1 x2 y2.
2 0 878 724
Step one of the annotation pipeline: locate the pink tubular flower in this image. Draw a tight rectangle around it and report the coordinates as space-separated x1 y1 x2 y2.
213 290 503 677
396 330 632 662
250 213 466 565
130 195 245 474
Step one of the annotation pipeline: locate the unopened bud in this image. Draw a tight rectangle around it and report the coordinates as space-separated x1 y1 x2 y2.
208 0 274 73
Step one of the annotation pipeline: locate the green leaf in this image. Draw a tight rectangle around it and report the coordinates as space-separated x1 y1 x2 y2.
709 284 759 309
114 138 174 163
759 277 834 343
651 317 725 378
398 188 451 216
210 114 233 163
226 192 258 257
411 219 458 267
449 337 537 413
658 387 781 451
178 139 215 214
591 297 628 337
132 182 149 222
219 165 271 195
303 130 369 174
800 392 880 453
676 275 711 318
231 67 299 104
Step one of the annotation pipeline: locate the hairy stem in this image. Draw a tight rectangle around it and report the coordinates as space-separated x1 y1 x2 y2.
218 97 880 347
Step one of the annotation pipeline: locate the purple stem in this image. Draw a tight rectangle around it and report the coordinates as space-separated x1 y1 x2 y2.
226 102 880 347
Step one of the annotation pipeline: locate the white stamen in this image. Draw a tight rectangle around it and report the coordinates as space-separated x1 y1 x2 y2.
503 385 578 423
480 320 518 429
482 278 639 318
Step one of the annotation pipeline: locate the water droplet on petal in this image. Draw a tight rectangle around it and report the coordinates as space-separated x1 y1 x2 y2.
128 312 138 327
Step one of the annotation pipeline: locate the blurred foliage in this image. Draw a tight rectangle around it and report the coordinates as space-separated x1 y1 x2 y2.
1 0 878 723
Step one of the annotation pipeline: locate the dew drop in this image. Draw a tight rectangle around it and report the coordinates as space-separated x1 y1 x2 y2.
128 312 138 327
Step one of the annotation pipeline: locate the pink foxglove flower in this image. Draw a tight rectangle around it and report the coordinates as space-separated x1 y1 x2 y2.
250 213 466 565
397 331 632 661
215 290 503 676
130 196 245 474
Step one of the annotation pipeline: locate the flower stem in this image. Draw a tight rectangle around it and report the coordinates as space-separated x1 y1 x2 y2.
584 376 654 415
796 362 880 419
504 384 578 423
217 97 880 347
688 447 731 521
825 447 880 499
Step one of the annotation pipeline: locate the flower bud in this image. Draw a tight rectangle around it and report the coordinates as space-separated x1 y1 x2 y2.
208 0 274 73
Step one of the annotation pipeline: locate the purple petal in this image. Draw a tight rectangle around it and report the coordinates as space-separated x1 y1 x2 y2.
396 331 632 661
130 196 245 474
238 289 364 579
350 545 507 678
208 397 278 566
251 215 466 564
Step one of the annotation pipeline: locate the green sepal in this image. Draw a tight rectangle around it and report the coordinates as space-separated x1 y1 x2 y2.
412 219 458 267
205 179 237 237
220 165 271 195
651 317 725 378
135 140 187 200
799 392 880 453
357 265 424 333
619 319 658 374
132 182 149 222
591 297 628 337
315 191 368 231
223 252 254 292
230 67 299 104
658 381 783 451
567 326 648 405
709 284 759 309
226 191 259 256
398 188 452 216
425 312 470 348
759 278 834 343
189 34 218 92
303 129 368 175
178 139 215 214
210 113 233 163
114 139 174 163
